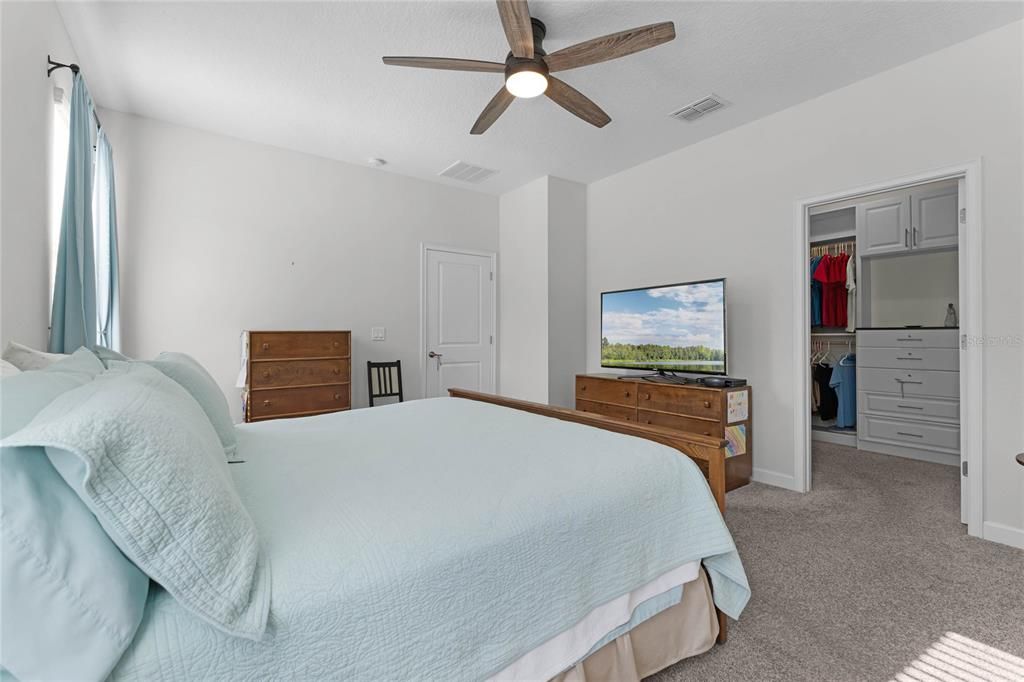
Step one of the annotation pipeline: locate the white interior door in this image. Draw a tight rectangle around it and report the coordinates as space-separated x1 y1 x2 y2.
423 247 495 398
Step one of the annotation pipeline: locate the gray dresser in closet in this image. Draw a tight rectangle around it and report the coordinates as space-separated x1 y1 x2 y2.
856 328 959 464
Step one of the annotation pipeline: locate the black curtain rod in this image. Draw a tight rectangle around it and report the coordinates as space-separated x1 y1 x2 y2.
46 55 102 130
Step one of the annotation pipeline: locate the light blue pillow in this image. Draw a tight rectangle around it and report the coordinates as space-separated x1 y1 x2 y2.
5 362 270 640
143 352 237 457
0 349 150 682
89 345 132 367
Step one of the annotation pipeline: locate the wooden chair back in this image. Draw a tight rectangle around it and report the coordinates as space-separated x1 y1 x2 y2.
367 360 403 406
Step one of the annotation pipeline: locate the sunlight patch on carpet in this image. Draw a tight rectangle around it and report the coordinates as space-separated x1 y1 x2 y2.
891 632 1024 682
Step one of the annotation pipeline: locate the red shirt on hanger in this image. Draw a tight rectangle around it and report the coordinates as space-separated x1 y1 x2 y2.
813 253 849 327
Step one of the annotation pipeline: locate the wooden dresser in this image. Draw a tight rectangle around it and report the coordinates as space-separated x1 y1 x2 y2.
245 331 351 422
575 373 753 491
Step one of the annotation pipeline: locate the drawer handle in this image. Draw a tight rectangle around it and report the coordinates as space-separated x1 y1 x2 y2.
645 420 652 424
703 431 711 436
897 357 922 361
703 400 711 408
897 404 924 410
262 370 271 378
334 393 341 400
581 385 587 391
896 431 924 438
333 341 340 347
262 343 270 351
333 368 341 375
897 338 923 342
624 391 630 398
262 400 272 407
643 393 650 400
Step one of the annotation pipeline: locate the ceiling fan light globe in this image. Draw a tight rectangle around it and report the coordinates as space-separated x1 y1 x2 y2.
505 70 548 98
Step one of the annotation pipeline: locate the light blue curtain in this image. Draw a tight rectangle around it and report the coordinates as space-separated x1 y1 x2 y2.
49 73 97 353
94 129 120 351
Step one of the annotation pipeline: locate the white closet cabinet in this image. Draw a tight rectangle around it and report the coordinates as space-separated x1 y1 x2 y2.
856 329 960 465
858 194 910 256
857 181 958 257
912 183 959 250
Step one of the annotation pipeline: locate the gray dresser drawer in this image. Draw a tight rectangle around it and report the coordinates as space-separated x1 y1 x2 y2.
857 347 958 371
859 414 960 453
857 329 958 348
858 368 959 398
859 392 959 422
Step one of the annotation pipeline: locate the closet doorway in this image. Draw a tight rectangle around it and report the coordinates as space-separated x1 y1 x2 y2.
793 162 983 538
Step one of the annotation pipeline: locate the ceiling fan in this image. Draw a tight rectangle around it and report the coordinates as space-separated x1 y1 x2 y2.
382 0 675 134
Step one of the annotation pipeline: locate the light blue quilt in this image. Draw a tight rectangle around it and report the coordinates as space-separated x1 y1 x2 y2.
111 397 748 680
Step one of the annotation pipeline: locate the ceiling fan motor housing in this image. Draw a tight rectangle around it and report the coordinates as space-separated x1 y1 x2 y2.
505 18 549 80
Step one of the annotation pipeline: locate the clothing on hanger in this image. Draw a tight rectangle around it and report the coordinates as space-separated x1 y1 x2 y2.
829 353 857 428
813 362 838 421
814 252 849 327
810 255 823 326
845 255 856 333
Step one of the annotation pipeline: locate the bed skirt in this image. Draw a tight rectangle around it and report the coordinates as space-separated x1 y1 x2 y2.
550 568 719 682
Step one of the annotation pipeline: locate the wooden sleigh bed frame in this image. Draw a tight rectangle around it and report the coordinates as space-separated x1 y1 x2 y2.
448 388 732 643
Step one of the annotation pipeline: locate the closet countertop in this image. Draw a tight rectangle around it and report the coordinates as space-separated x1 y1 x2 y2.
855 326 958 331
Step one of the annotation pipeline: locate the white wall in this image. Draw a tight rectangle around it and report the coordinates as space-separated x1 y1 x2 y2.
869 251 959 327
546 177 587 408
498 176 587 406
0 1 77 350
498 177 549 402
587 22 1023 545
101 110 497 419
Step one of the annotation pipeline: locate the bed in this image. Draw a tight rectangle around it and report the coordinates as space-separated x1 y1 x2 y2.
107 391 748 681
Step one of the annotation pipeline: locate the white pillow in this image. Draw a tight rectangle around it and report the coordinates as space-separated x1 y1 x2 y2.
0 359 20 376
2 341 67 371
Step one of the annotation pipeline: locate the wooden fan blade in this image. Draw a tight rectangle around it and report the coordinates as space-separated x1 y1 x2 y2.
496 0 534 59
545 77 610 128
544 22 675 72
471 87 516 135
382 57 505 73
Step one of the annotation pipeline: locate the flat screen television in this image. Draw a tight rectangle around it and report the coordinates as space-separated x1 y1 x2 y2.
601 278 727 375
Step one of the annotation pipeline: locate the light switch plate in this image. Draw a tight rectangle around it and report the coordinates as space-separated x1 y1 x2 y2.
371 326 386 341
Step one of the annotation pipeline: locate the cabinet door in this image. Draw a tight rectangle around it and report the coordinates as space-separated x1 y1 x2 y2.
857 193 910 256
911 183 958 250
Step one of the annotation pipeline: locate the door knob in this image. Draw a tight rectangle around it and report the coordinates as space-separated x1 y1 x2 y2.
428 351 443 370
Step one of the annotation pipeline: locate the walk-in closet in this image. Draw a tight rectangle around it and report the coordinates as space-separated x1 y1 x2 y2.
807 178 962 471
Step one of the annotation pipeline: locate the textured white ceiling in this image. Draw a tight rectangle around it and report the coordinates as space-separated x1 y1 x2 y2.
57 1 1022 194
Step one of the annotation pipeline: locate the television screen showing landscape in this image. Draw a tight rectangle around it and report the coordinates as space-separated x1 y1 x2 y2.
601 280 726 374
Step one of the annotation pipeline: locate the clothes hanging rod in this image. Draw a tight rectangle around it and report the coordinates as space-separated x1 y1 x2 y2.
811 331 856 336
46 55 102 130
809 235 856 246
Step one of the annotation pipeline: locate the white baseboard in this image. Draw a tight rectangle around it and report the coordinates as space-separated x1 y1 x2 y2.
751 467 800 492
983 521 1024 550
811 429 857 447
855 439 959 467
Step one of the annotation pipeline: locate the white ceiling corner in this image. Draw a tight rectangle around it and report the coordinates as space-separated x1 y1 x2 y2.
56 1 1022 195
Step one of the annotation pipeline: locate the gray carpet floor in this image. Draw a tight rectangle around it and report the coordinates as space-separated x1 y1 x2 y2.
649 442 1024 681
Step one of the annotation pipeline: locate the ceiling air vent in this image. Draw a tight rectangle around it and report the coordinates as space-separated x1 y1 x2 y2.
439 161 498 184
670 94 727 122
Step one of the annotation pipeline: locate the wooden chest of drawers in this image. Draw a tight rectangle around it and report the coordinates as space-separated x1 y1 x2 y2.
575 374 753 491
245 331 351 422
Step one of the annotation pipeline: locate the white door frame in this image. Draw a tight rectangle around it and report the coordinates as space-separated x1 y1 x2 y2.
792 160 984 537
419 243 498 399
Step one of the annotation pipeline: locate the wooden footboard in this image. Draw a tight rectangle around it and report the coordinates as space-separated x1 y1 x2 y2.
449 388 732 645
447 389 729 514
